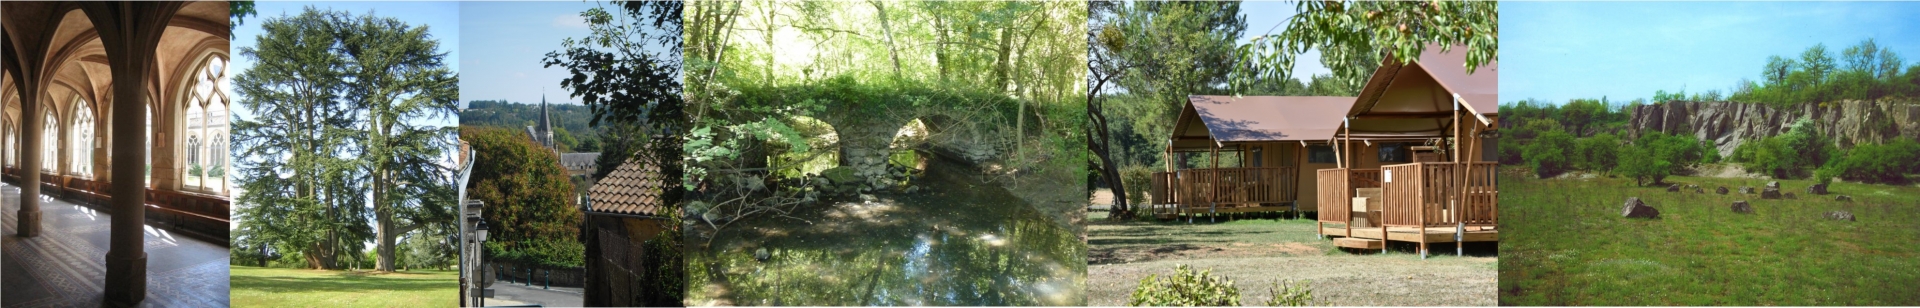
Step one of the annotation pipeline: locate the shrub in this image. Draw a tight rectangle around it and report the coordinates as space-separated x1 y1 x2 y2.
1264 280 1314 306
1523 129 1575 178
1573 133 1621 172
1128 265 1241 306
1614 146 1671 186
1826 138 1920 183
1119 165 1156 205
1732 119 1839 179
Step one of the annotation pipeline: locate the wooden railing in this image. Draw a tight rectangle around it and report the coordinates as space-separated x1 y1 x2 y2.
1147 167 1295 210
1316 168 1384 224
1380 162 1498 227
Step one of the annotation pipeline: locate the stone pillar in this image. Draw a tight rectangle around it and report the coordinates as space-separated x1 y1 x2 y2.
86 3 179 306
16 79 42 237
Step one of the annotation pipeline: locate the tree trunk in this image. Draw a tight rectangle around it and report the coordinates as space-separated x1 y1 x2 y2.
1087 77 1131 220
872 0 903 76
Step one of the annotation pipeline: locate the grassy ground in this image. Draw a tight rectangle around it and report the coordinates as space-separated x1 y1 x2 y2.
1498 171 1920 305
230 266 458 307
1087 211 1497 306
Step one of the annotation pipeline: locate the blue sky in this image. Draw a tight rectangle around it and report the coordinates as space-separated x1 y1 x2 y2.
1502 2 1920 105
1240 1 1332 80
458 1 604 108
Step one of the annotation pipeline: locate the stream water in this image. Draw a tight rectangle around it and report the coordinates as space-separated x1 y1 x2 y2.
688 156 1086 306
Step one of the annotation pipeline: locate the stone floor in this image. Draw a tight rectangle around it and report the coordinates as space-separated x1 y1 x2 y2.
2 184 231 307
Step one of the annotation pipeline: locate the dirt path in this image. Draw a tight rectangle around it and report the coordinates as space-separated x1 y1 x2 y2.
1086 214 1497 306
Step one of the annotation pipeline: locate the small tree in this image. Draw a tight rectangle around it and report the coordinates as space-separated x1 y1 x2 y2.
1523 129 1575 178
1573 133 1620 172
1615 146 1670 186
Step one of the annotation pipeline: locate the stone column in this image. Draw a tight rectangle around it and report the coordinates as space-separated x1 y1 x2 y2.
16 78 42 237
86 2 178 306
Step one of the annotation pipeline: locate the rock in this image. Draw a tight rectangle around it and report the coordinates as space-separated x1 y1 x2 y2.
1730 201 1753 214
1716 186 1729 194
1836 195 1853 202
1621 197 1660 219
1824 210 1856 222
1625 100 1920 161
859 194 878 203
1760 187 1782 199
1807 183 1828 195
1740 186 1754 194
1695 187 1705 194
1667 184 1681 192
1766 181 1781 189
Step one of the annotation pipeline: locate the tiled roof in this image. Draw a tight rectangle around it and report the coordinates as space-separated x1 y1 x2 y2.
559 153 600 172
586 155 664 216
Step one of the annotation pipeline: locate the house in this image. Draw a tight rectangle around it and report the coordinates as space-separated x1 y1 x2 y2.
581 152 673 305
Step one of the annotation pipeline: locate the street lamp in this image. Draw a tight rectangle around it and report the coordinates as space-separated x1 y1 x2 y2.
475 219 489 243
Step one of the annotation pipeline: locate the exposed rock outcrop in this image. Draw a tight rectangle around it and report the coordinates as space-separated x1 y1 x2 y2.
1731 200 1753 214
1626 100 1920 157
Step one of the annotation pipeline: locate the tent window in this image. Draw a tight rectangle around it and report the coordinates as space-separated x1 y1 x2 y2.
1379 142 1411 163
1307 145 1335 164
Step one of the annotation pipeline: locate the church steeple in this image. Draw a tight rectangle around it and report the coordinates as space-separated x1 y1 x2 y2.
540 90 554 148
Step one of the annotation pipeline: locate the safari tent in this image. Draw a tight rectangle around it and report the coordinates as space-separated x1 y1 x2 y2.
1149 45 1499 258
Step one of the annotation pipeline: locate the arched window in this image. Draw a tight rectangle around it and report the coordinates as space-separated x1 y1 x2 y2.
5 120 15 168
71 99 94 177
42 112 56 172
184 55 229 194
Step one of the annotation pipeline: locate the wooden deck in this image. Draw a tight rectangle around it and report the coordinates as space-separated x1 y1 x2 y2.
1148 167 1297 218
1314 162 1498 258
1317 224 1498 243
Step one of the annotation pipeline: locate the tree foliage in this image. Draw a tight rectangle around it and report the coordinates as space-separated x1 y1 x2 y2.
231 7 457 271
1523 128 1574 178
1731 119 1839 180
1824 138 1920 184
1231 1 1497 93
460 126 584 268
1724 39 1919 107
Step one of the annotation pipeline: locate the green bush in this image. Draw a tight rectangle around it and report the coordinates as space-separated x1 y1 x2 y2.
1264 280 1314 306
1524 129 1576 178
1611 132 1708 186
1573 133 1621 172
1614 146 1671 186
1731 119 1838 179
1825 138 1920 184
1119 165 1155 205
1128 264 1241 306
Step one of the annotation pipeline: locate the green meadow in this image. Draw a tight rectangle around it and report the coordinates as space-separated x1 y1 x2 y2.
1498 171 1920 305
229 266 458 307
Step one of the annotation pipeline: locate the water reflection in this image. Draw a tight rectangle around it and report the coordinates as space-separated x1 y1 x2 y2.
689 157 1086 306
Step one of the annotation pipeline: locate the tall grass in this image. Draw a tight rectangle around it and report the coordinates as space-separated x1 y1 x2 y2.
1498 172 1920 305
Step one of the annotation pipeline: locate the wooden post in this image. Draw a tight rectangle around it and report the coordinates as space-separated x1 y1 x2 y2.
1210 145 1220 223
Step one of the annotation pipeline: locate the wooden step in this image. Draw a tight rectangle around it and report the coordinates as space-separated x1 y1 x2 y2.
1333 238 1384 249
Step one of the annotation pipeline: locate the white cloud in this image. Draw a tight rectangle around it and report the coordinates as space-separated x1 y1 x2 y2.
552 14 587 29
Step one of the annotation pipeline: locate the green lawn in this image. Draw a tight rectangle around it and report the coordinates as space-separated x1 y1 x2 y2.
230 266 458 307
1499 172 1920 305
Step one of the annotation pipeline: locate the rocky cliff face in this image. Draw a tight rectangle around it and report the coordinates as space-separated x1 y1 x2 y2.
1625 99 1920 156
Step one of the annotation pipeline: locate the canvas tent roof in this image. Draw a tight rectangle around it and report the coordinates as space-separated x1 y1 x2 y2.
1346 45 1498 137
1169 95 1355 150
